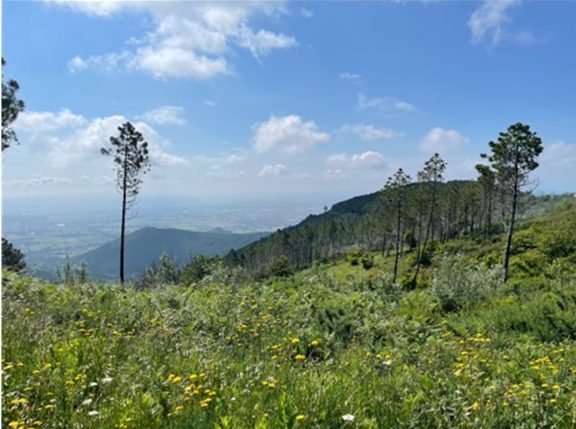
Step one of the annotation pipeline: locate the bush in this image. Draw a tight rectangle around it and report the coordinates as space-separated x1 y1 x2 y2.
347 248 363 266
180 255 221 284
267 255 293 278
432 255 502 312
361 253 375 270
2 238 26 271
134 253 180 289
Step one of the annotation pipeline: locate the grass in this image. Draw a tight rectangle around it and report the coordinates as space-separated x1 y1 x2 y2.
3 257 576 429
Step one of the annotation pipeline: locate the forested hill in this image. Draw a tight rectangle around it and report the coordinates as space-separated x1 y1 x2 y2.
225 180 570 275
72 227 268 280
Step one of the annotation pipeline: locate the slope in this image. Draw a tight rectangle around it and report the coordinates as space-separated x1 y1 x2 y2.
72 227 268 280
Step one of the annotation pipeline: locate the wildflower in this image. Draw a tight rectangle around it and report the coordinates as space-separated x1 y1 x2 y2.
342 414 355 422
89 382 98 387
310 340 320 347
291 338 300 344
295 415 305 422
102 376 113 384
82 399 93 406
88 410 99 416
295 354 306 361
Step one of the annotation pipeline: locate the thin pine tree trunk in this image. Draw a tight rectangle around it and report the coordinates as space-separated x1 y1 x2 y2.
503 180 518 282
393 201 401 283
119 146 128 285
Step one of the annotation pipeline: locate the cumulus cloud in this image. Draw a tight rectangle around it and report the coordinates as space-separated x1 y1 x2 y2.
420 127 469 152
141 105 186 125
357 93 416 113
252 114 330 154
54 1 296 79
48 0 130 17
15 109 87 133
326 151 386 169
14 108 188 168
536 141 576 191
338 123 401 140
258 163 288 177
468 0 533 46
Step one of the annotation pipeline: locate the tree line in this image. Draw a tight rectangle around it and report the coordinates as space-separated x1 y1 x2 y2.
229 123 543 285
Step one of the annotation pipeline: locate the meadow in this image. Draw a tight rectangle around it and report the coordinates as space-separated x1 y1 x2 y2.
3 228 576 429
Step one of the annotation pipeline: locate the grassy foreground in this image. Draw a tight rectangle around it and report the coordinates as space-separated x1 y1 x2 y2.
3 252 576 429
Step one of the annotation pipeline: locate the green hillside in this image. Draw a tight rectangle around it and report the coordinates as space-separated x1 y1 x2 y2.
228 180 573 277
72 227 268 281
3 200 576 429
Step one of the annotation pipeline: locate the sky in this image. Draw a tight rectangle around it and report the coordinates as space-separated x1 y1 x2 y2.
2 0 576 209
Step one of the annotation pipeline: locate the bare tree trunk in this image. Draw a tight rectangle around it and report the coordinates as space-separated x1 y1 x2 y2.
393 201 401 283
119 146 128 285
503 179 518 282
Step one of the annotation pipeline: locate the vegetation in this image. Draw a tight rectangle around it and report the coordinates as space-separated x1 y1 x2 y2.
2 57 25 150
71 227 268 281
2 238 26 272
101 122 151 284
479 122 544 281
3 201 576 429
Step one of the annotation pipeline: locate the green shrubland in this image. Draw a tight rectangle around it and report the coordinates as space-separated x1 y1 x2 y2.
3 202 576 429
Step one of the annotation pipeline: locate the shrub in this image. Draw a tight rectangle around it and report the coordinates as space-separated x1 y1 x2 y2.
267 255 293 278
361 253 375 270
347 248 363 266
432 255 502 312
2 238 26 271
180 255 221 284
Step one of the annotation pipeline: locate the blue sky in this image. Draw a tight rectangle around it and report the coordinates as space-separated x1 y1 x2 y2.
3 0 576 206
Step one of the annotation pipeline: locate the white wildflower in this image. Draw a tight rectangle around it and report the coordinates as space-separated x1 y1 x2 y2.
342 414 355 422
81 399 93 406
88 410 99 416
101 376 113 384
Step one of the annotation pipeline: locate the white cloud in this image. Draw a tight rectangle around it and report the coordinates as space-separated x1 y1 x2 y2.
357 93 416 113
5 176 74 187
15 109 87 133
338 123 401 140
203 99 216 107
131 46 230 79
420 127 469 152
339 72 361 83
15 108 188 168
326 151 386 169
258 163 288 177
236 25 296 59
48 0 129 17
300 8 314 18
55 1 296 79
537 141 576 191
468 0 533 46
252 114 330 154
141 105 186 125
67 51 133 74
324 169 347 179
